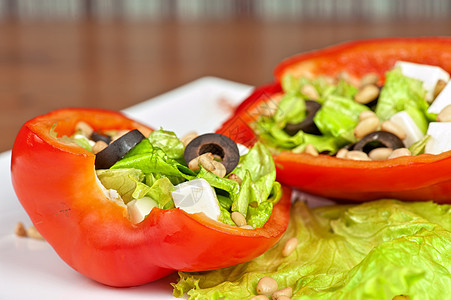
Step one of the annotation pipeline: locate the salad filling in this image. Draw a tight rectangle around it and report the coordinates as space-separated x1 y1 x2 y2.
252 61 451 160
60 125 281 228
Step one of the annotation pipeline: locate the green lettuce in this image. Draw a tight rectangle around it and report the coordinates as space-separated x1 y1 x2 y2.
375 68 430 133
148 129 185 161
96 168 144 203
314 95 369 143
173 200 451 300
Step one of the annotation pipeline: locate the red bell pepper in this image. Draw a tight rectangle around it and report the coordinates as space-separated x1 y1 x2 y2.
217 37 451 203
11 108 291 287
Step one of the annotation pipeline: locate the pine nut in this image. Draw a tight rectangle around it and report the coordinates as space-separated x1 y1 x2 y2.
272 287 293 300
92 140 108 154
368 148 393 161
211 160 227 178
27 226 45 240
360 73 379 87
231 211 247 227
337 71 351 83
381 121 407 140
433 79 447 100
15 222 27 237
251 296 269 300
282 237 298 257
274 296 291 300
437 104 451 122
180 131 198 146
301 84 319 101
240 225 254 229
228 173 242 185
258 94 281 117
354 84 380 104
388 148 411 159
75 121 93 137
359 110 377 121
256 277 278 295
304 144 319 156
354 117 379 139
336 148 348 159
188 153 214 171
346 150 371 161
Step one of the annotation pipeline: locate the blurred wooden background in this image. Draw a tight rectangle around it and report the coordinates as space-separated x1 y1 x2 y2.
1 0 451 152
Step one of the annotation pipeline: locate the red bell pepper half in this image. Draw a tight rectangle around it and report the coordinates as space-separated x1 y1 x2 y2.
217 37 451 203
11 108 291 287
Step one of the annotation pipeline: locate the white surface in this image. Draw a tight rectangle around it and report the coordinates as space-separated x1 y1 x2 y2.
172 178 220 221
0 77 253 300
427 80 451 114
395 61 450 102
425 122 451 154
389 111 424 148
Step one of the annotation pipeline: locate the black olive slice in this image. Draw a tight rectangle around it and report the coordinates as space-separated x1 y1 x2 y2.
353 131 404 154
284 100 322 136
95 129 145 169
184 133 240 175
90 131 112 144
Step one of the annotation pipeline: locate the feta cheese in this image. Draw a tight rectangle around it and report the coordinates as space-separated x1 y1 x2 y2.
127 197 158 224
427 80 451 114
237 143 249 156
395 61 450 102
425 122 451 154
389 111 424 148
172 178 221 221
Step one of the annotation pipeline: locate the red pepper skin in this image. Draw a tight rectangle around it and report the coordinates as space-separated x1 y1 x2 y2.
217 37 451 203
11 108 292 287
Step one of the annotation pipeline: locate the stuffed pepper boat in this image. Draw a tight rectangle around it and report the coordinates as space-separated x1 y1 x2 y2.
217 37 451 203
11 108 291 287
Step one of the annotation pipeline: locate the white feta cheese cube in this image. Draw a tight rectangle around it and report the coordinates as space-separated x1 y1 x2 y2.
395 61 450 102
172 178 220 221
127 197 159 224
237 143 249 156
390 111 424 148
425 122 451 154
427 80 451 114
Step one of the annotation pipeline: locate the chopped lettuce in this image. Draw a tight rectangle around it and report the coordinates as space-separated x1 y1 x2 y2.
96 168 144 203
274 93 306 127
409 135 431 156
173 200 451 300
148 129 185 161
314 95 369 143
375 68 430 133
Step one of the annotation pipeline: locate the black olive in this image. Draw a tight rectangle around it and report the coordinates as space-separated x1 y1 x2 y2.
90 131 112 144
284 100 322 136
353 131 405 154
95 129 145 169
184 133 239 175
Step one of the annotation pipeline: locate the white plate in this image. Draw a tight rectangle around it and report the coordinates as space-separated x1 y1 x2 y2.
0 77 254 300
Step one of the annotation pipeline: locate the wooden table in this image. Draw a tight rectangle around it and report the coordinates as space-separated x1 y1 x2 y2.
1 16 451 152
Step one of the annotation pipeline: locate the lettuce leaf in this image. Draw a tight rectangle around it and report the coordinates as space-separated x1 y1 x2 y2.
173 200 451 300
96 168 144 203
375 68 429 133
314 95 369 143
148 129 185 161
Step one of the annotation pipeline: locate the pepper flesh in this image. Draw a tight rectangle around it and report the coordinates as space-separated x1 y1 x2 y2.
11 108 292 287
217 37 451 203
